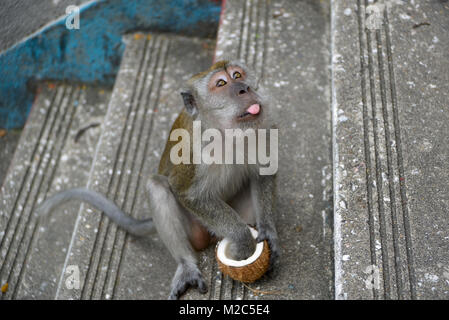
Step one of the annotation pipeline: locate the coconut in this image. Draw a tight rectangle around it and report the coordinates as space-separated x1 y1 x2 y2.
215 227 270 283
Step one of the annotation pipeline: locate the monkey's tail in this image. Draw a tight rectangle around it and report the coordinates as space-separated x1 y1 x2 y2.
36 187 155 236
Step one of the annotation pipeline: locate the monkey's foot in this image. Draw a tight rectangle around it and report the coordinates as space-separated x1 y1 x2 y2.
168 261 208 300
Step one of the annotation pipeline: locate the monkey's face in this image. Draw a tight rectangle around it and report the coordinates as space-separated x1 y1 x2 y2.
183 61 269 130
206 65 263 127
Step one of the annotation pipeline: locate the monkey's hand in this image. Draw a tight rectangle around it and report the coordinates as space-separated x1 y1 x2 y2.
175 192 257 261
227 228 257 261
256 223 280 272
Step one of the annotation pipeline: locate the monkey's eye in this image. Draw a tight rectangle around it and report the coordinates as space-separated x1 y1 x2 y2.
216 79 227 87
233 71 242 79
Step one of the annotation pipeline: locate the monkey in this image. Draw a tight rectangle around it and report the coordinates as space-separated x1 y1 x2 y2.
37 60 279 300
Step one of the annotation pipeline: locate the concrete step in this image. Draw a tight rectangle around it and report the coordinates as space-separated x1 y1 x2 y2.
0 129 21 187
7 0 446 301
0 34 216 299
209 0 333 299
332 0 449 299
1 0 334 300
0 82 111 299
48 33 215 300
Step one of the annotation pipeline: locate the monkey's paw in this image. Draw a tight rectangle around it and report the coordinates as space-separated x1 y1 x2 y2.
256 226 280 272
168 261 207 300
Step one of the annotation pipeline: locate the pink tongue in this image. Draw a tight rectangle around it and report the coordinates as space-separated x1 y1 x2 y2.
247 104 260 115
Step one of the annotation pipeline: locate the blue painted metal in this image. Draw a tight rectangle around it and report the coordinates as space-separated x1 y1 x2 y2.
0 0 221 129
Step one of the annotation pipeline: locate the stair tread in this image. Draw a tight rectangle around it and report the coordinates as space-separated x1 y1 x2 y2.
51 33 215 300
209 0 333 300
332 0 449 299
1 0 334 300
0 82 110 299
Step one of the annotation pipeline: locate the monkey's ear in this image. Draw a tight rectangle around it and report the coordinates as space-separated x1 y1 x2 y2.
181 91 198 116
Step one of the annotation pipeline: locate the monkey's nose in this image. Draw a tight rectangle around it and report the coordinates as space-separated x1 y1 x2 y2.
233 83 250 96
239 86 250 95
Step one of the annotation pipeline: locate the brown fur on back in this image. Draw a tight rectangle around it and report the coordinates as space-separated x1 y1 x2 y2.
158 110 197 194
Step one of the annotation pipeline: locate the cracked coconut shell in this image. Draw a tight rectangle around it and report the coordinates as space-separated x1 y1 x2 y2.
215 227 270 283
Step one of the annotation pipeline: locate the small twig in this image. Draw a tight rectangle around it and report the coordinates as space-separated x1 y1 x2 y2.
412 22 430 29
74 122 101 143
242 283 283 296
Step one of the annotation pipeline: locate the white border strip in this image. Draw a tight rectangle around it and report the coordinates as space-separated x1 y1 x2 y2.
330 0 344 300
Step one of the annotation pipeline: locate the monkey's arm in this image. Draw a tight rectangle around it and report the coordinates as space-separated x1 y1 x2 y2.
251 174 280 269
36 188 155 236
176 194 256 261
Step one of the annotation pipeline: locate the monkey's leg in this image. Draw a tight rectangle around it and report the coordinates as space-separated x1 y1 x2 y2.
146 175 208 299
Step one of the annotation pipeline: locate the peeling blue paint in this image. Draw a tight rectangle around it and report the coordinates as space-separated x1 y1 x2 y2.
0 0 221 129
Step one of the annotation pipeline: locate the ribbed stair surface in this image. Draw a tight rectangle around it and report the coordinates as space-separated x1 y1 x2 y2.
51 33 215 300
0 0 334 300
5 0 446 301
0 82 110 299
332 0 449 299
208 0 333 299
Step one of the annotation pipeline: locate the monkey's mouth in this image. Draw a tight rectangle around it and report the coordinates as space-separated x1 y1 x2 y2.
237 103 261 121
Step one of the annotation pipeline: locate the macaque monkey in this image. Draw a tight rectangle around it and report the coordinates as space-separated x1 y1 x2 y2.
38 60 279 299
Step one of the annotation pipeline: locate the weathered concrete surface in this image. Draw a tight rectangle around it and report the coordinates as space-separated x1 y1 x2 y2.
0 0 89 52
0 129 21 186
2 0 447 301
53 33 216 300
388 0 449 299
2 0 334 300
332 0 449 299
0 82 110 299
0 0 221 130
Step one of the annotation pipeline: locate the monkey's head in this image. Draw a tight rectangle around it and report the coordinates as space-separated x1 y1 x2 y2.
181 60 270 130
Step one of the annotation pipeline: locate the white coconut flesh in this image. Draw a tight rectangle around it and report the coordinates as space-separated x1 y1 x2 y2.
216 227 264 267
